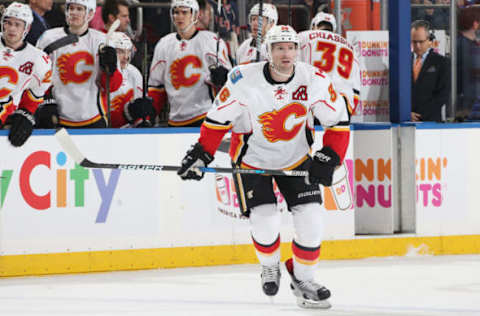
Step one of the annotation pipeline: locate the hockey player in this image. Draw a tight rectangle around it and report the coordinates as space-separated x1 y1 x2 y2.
236 3 277 64
36 0 122 128
177 25 350 309
0 2 52 146
298 12 361 116
107 32 155 127
148 0 232 127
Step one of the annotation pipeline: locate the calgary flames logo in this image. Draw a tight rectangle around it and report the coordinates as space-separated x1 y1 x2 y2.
111 89 134 111
258 103 307 143
0 66 19 99
170 55 202 90
57 51 94 85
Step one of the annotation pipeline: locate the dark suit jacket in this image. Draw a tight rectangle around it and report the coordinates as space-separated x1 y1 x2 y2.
25 10 49 46
411 49 450 122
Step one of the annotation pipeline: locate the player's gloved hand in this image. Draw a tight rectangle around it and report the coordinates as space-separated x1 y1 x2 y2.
306 146 340 186
99 45 117 75
209 65 229 87
124 97 156 128
35 98 58 129
177 142 214 180
7 109 35 147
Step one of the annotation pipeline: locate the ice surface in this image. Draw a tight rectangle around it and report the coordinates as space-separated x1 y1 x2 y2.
0 254 479 316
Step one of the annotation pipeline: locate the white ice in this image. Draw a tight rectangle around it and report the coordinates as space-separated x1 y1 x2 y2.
0 254 479 316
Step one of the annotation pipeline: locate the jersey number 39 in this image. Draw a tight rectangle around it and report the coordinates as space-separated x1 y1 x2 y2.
313 41 353 79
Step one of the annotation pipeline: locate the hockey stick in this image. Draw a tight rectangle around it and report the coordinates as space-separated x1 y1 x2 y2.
215 0 222 66
255 0 263 62
43 34 79 54
104 19 121 128
288 0 292 26
54 128 308 177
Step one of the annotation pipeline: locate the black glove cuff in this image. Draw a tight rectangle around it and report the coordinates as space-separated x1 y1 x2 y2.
313 146 340 167
191 142 214 165
13 109 35 126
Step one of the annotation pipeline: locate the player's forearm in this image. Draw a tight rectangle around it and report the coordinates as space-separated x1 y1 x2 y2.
322 127 350 163
198 121 230 156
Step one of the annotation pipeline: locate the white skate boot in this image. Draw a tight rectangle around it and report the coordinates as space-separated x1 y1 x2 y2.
261 263 281 296
285 258 331 309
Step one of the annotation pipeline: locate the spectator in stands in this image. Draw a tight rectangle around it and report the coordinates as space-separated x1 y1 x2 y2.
196 0 212 30
411 20 450 122
148 0 232 127
26 0 53 45
456 6 480 120
44 3 66 28
102 0 131 33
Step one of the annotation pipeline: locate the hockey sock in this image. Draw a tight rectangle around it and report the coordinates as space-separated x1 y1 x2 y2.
250 203 281 266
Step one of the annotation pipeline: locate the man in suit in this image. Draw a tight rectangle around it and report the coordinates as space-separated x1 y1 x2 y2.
411 20 450 122
26 0 53 45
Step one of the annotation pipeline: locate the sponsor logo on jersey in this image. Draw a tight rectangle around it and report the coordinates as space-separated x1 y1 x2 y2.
258 102 307 143
57 51 94 84
170 55 202 90
230 67 243 84
292 85 308 101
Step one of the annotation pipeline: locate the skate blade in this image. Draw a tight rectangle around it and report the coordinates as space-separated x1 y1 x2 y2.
296 297 331 309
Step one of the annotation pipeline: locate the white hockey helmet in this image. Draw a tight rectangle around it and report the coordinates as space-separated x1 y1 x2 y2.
265 25 299 61
170 0 199 31
65 0 96 26
111 32 133 50
170 0 199 14
65 0 97 13
248 3 278 25
1 2 34 40
310 12 337 32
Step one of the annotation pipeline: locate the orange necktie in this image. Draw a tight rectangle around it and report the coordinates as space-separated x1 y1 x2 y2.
413 55 422 82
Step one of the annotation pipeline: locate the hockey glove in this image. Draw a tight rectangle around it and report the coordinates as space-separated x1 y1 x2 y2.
7 109 35 147
35 98 59 129
209 65 229 87
307 146 340 186
124 97 156 127
99 45 117 75
177 142 214 181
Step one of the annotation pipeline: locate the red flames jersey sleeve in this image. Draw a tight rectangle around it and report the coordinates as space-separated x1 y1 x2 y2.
0 41 52 124
148 31 232 126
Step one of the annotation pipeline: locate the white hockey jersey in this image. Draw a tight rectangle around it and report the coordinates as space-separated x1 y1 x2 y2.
37 27 122 126
236 37 267 65
298 30 361 113
0 38 52 124
200 62 350 170
148 30 232 126
108 64 143 127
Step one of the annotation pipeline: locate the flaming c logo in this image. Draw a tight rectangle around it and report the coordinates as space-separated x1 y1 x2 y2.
111 89 134 111
258 103 307 143
0 66 19 99
57 51 94 85
170 55 202 90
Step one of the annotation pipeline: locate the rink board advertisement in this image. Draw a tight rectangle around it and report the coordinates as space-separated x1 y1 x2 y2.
347 31 390 123
414 125 480 236
1 126 479 276
0 129 353 257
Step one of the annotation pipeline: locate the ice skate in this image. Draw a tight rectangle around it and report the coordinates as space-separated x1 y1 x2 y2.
261 263 281 296
285 258 331 309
